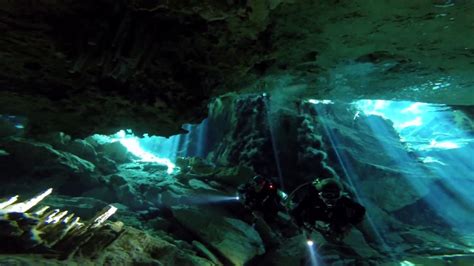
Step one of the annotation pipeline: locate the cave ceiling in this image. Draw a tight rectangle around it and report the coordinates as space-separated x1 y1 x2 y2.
0 0 473 137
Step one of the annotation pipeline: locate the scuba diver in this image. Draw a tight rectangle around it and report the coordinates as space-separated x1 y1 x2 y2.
237 175 287 223
237 175 293 247
290 178 366 242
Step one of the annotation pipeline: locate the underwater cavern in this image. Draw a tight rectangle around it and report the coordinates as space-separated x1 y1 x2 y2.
0 0 473 265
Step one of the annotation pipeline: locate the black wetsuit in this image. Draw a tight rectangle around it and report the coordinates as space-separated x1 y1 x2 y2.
238 180 283 222
291 186 365 234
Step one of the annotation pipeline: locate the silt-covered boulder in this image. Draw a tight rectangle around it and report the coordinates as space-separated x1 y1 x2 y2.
172 207 265 266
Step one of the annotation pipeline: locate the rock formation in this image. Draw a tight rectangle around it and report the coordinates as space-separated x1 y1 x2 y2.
1 1 472 137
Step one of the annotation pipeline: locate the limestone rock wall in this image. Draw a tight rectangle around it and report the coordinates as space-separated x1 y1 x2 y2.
207 94 276 177
0 0 285 138
2 0 473 138
206 94 341 191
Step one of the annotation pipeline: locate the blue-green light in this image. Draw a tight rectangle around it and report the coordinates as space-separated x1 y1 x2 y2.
113 130 176 174
352 100 473 153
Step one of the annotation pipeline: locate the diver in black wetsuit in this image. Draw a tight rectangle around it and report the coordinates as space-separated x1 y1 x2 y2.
291 178 366 241
237 175 286 223
237 175 292 247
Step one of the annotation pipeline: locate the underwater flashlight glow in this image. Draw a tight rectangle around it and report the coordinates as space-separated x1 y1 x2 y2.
309 99 334 105
180 195 242 205
306 239 320 266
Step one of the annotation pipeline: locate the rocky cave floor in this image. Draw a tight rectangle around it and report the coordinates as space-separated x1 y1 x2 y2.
0 131 473 266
